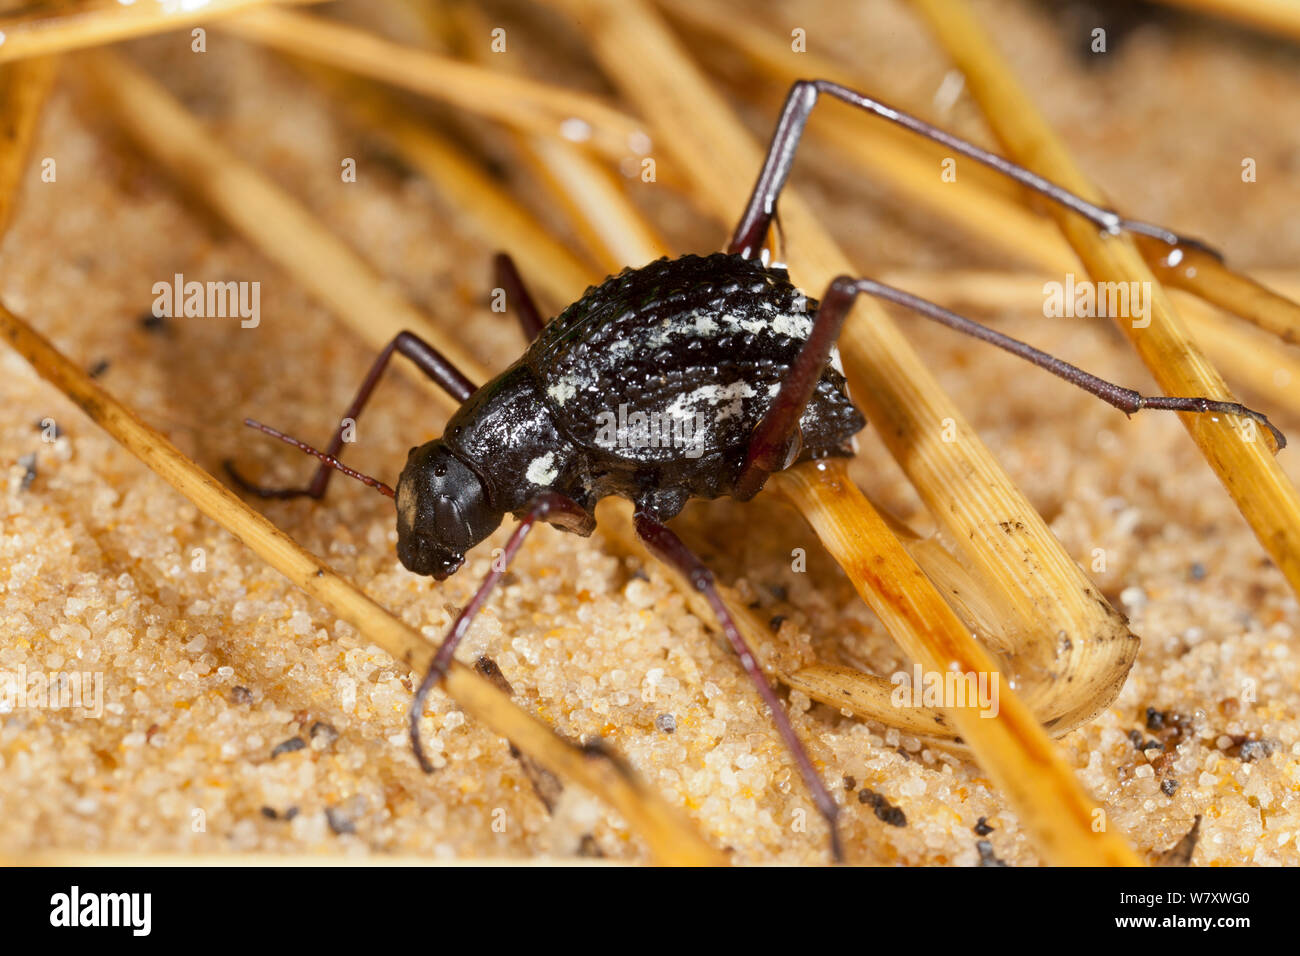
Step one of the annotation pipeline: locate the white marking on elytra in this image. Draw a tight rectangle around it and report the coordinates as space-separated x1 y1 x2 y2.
547 378 578 404
526 452 558 486
665 382 757 424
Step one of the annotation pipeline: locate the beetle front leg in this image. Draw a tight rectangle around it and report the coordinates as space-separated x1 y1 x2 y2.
226 330 477 500
408 491 588 773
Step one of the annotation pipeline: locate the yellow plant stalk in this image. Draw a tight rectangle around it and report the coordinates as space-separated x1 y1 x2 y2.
1148 0 1300 42
910 0 1300 599
0 0 318 63
0 56 57 234
448 4 668 275
216 8 648 167
0 303 724 866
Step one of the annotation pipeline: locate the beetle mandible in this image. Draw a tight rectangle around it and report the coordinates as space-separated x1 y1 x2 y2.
229 80 1285 861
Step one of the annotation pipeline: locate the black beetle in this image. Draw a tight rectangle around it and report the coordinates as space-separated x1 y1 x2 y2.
229 80 1284 862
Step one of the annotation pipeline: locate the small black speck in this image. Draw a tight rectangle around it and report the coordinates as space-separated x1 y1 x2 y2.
230 686 253 705
1145 707 1166 732
309 720 339 743
325 806 356 835
858 788 907 827
284 806 300 821
271 736 306 758
260 806 278 820
1128 729 1144 750
139 311 169 334
1188 562 1207 581
1161 779 1179 796
88 358 111 379
655 713 676 734
1238 739 1277 762
843 775 856 792
769 614 786 631
767 585 788 601
18 453 37 492
973 817 994 836
577 833 604 858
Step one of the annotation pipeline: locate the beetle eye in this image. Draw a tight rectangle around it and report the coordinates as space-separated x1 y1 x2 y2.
434 464 447 478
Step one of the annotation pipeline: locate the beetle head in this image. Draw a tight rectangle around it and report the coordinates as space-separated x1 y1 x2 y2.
395 440 500 579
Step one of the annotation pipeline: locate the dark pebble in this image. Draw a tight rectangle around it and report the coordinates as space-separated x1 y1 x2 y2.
973 817 994 836
139 311 169 334
271 736 306 759
18 454 37 492
858 788 907 827
309 720 339 743
325 807 356 835
654 713 676 734
976 840 1008 867
1161 779 1179 796
230 686 253 705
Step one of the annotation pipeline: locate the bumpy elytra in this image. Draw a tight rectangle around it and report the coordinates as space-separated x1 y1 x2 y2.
395 252 866 579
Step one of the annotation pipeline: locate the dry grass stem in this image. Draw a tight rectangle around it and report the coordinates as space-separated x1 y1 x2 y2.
0 0 318 63
1147 0 1300 42
1137 236 1300 345
216 8 648 167
770 461 1141 865
910 0 1300 599
0 302 725 866
302 63 598 310
0 55 57 235
448 5 669 275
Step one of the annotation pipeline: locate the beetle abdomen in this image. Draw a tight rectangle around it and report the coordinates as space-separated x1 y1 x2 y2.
526 253 865 477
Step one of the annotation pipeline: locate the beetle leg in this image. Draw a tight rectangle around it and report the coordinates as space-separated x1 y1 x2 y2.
493 252 546 341
738 276 1285 499
408 491 586 774
729 79 1220 262
633 509 844 863
225 331 477 500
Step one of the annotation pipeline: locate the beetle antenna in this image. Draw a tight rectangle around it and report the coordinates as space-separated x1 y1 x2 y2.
241 418 395 498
